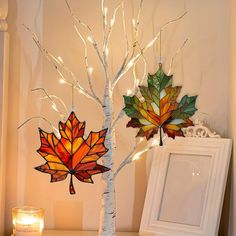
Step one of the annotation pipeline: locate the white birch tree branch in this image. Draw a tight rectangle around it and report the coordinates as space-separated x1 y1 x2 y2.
31 88 66 119
18 116 59 136
111 0 144 92
168 38 188 75
24 25 103 107
111 11 188 90
103 4 121 57
71 15 103 106
111 110 125 131
114 135 167 178
121 1 129 58
114 144 139 178
65 0 105 68
111 47 147 130
40 95 69 116
132 0 144 48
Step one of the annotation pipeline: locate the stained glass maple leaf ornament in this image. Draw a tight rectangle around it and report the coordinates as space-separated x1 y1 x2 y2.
35 111 110 194
123 63 197 145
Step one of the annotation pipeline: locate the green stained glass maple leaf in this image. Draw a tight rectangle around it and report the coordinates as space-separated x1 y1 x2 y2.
123 64 197 145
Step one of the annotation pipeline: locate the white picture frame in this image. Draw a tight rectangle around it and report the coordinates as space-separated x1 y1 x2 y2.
140 137 232 236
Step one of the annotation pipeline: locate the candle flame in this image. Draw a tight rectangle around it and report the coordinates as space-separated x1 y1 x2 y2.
12 207 45 233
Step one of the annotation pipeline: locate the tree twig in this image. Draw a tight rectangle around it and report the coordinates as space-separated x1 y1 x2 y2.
18 116 59 136
168 38 188 75
112 11 188 90
24 25 103 107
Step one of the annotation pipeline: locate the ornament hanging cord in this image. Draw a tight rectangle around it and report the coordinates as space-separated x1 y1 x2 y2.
72 83 75 111
159 29 162 63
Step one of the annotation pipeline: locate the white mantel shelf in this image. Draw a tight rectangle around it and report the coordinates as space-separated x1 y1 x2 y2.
43 230 139 236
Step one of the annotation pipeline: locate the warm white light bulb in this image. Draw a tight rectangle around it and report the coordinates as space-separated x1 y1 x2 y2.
52 104 58 112
132 153 140 161
127 60 134 68
88 67 94 75
105 47 109 56
127 89 132 95
151 139 159 146
87 36 93 44
57 56 64 64
139 137 144 143
59 78 66 84
104 7 108 16
111 18 115 27
132 18 136 27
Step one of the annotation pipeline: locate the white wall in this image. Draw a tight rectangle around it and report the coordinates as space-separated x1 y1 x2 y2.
229 0 236 235
5 0 229 235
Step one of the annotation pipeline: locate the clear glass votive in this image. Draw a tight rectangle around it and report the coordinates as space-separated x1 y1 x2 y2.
12 206 44 236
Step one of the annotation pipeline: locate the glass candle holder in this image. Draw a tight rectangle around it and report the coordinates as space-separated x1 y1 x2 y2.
12 206 44 236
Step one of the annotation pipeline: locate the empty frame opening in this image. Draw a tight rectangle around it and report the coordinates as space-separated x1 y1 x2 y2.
158 153 211 226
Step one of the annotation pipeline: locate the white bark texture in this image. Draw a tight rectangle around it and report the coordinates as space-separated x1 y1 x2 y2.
99 79 116 236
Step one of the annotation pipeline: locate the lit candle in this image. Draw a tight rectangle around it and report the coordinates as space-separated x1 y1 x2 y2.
12 206 44 236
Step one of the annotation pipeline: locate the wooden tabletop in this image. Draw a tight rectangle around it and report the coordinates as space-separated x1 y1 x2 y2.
43 230 139 236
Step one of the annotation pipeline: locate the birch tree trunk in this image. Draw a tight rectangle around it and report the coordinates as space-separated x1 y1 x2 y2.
99 79 116 236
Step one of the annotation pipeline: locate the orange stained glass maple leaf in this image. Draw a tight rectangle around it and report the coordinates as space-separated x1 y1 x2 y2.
35 111 110 194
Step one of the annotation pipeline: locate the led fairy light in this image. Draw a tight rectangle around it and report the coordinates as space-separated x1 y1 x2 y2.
59 78 66 84
87 36 93 44
51 103 59 112
110 17 115 27
132 18 136 28
31 88 65 118
104 7 108 26
131 136 165 162
88 67 94 76
126 89 132 96
57 56 64 64
139 137 144 143
40 94 68 116
105 47 109 57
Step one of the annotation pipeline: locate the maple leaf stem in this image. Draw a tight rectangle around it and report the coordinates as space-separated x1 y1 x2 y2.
159 127 163 146
69 174 76 195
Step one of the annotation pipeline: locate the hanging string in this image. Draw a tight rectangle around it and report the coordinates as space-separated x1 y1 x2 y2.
184 0 187 12
71 83 75 111
159 28 162 64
